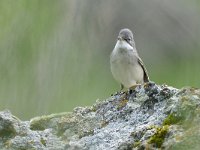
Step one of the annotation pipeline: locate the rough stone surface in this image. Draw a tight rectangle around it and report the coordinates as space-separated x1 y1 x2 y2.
0 82 200 150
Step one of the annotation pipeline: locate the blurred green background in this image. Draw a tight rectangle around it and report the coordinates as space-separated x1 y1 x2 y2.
0 0 200 119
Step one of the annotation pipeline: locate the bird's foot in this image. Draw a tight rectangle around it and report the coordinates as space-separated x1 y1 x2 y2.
128 84 141 94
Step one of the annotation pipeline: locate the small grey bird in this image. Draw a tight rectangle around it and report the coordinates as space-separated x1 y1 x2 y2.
110 28 149 89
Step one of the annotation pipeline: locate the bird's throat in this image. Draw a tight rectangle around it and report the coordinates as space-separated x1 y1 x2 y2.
115 40 133 52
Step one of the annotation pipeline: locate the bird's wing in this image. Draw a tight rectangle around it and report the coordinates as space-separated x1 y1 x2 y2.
137 56 150 82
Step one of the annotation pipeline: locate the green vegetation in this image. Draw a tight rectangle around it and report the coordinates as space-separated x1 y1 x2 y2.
148 125 169 148
117 99 128 109
30 112 70 130
133 141 141 148
79 130 94 138
40 137 46 146
100 120 109 128
163 113 183 125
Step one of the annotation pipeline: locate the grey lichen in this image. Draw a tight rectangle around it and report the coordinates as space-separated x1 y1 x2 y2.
0 82 200 150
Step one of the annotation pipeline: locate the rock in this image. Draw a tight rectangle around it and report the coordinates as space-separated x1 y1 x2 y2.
0 83 200 150
0 110 19 138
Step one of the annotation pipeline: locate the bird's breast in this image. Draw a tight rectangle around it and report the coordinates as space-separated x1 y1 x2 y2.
110 47 137 65
110 43 143 88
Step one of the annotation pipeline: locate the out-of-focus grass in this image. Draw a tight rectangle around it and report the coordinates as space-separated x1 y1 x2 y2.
151 61 200 88
0 1 68 119
0 0 199 119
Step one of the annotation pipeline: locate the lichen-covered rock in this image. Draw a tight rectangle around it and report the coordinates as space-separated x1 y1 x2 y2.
0 110 19 138
0 83 200 150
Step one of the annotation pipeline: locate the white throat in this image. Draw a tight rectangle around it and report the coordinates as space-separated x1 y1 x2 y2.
114 40 133 51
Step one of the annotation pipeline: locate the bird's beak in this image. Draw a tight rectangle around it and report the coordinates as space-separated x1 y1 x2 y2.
117 36 122 41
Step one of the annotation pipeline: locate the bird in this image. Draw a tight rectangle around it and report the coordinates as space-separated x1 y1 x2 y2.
110 28 149 90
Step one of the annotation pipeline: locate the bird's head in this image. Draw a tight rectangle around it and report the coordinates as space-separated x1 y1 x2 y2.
117 28 135 48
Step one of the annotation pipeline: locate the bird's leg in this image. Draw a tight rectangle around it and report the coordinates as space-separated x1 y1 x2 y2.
143 82 149 88
130 84 141 89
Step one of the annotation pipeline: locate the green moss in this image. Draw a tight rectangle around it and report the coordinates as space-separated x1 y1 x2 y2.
79 130 94 138
30 112 71 130
100 120 109 128
148 125 169 148
40 137 46 146
163 113 183 125
4 140 11 148
0 125 17 138
117 99 128 109
133 141 141 148
91 106 97 112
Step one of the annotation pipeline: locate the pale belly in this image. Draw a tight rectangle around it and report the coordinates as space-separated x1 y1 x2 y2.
110 49 144 88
